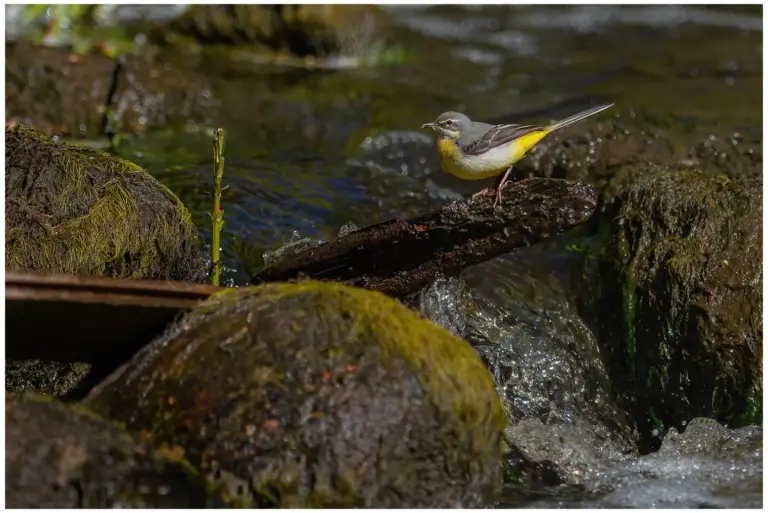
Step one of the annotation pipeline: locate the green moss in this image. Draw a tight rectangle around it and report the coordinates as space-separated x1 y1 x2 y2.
589 167 762 448
617 229 638 366
191 281 508 445
736 392 762 426
6 125 203 281
5 360 92 396
86 280 506 507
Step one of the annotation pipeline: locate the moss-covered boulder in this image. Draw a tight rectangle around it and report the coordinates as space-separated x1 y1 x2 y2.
6 125 204 281
589 168 762 449
84 281 506 508
165 5 386 58
6 393 229 508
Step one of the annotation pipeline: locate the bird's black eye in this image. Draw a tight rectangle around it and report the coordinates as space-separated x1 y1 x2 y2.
441 119 455 128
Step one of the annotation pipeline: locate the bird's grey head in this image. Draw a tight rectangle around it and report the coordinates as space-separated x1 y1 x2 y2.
422 111 472 140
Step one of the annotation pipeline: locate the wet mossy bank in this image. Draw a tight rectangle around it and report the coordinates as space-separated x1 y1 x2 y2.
587 167 762 450
6 125 205 397
6 393 230 508
84 281 507 508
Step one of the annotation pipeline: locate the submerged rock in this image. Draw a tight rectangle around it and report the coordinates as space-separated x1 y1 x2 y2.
6 393 229 508
6 125 204 281
589 168 762 449
84 281 506 508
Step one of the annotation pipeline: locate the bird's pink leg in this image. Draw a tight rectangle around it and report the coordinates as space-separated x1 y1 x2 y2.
492 167 513 208
472 188 494 199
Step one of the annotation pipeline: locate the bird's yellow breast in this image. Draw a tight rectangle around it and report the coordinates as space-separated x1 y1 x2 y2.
435 131 549 180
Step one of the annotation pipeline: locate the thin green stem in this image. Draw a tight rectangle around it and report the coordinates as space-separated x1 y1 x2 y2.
211 128 225 286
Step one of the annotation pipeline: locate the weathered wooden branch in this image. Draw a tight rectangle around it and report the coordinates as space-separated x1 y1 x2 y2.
252 178 598 297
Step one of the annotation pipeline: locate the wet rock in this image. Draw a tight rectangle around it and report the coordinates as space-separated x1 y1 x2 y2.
513 113 761 190
684 130 762 181
262 230 324 268
84 281 506 508
6 393 229 508
419 253 637 485
6 125 204 281
166 5 387 58
589 168 762 449
6 41 117 138
6 42 218 138
5 360 91 397
513 116 676 189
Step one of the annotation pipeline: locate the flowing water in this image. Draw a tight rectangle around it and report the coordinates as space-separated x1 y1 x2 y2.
31 4 764 507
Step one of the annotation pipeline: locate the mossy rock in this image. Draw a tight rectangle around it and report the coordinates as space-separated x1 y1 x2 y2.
84 281 506 507
6 125 204 397
6 125 204 281
589 167 762 449
5 360 91 396
6 393 230 508
165 5 386 58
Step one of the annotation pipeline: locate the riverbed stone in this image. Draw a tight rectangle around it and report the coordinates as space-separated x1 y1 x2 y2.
166 5 387 58
83 281 506 508
589 167 762 449
6 393 229 508
5 41 217 138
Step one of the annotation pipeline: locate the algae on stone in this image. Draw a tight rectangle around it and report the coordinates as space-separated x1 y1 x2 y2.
5 360 91 397
6 393 229 508
6 125 204 281
5 125 205 398
84 281 506 508
589 168 762 449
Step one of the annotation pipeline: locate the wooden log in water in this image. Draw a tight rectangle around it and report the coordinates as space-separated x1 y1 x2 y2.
252 178 599 297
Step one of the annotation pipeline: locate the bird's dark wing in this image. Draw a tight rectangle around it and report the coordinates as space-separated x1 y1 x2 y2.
461 124 542 156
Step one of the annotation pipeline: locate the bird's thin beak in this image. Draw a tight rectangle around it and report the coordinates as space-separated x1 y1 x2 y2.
421 122 437 129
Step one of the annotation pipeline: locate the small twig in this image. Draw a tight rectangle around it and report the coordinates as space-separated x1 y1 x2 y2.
211 128 225 286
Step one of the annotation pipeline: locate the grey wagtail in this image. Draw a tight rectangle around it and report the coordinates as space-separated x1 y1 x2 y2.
421 103 614 207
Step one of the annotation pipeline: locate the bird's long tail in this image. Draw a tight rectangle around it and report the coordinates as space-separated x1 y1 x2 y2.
545 103 614 132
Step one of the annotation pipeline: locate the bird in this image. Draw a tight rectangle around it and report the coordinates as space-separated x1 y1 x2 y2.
421 103 614 207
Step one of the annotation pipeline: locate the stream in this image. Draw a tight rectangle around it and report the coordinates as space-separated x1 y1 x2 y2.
7 4 763 508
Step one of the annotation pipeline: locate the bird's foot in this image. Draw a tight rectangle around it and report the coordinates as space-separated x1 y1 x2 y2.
492 188 504 208
472 188 494 199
